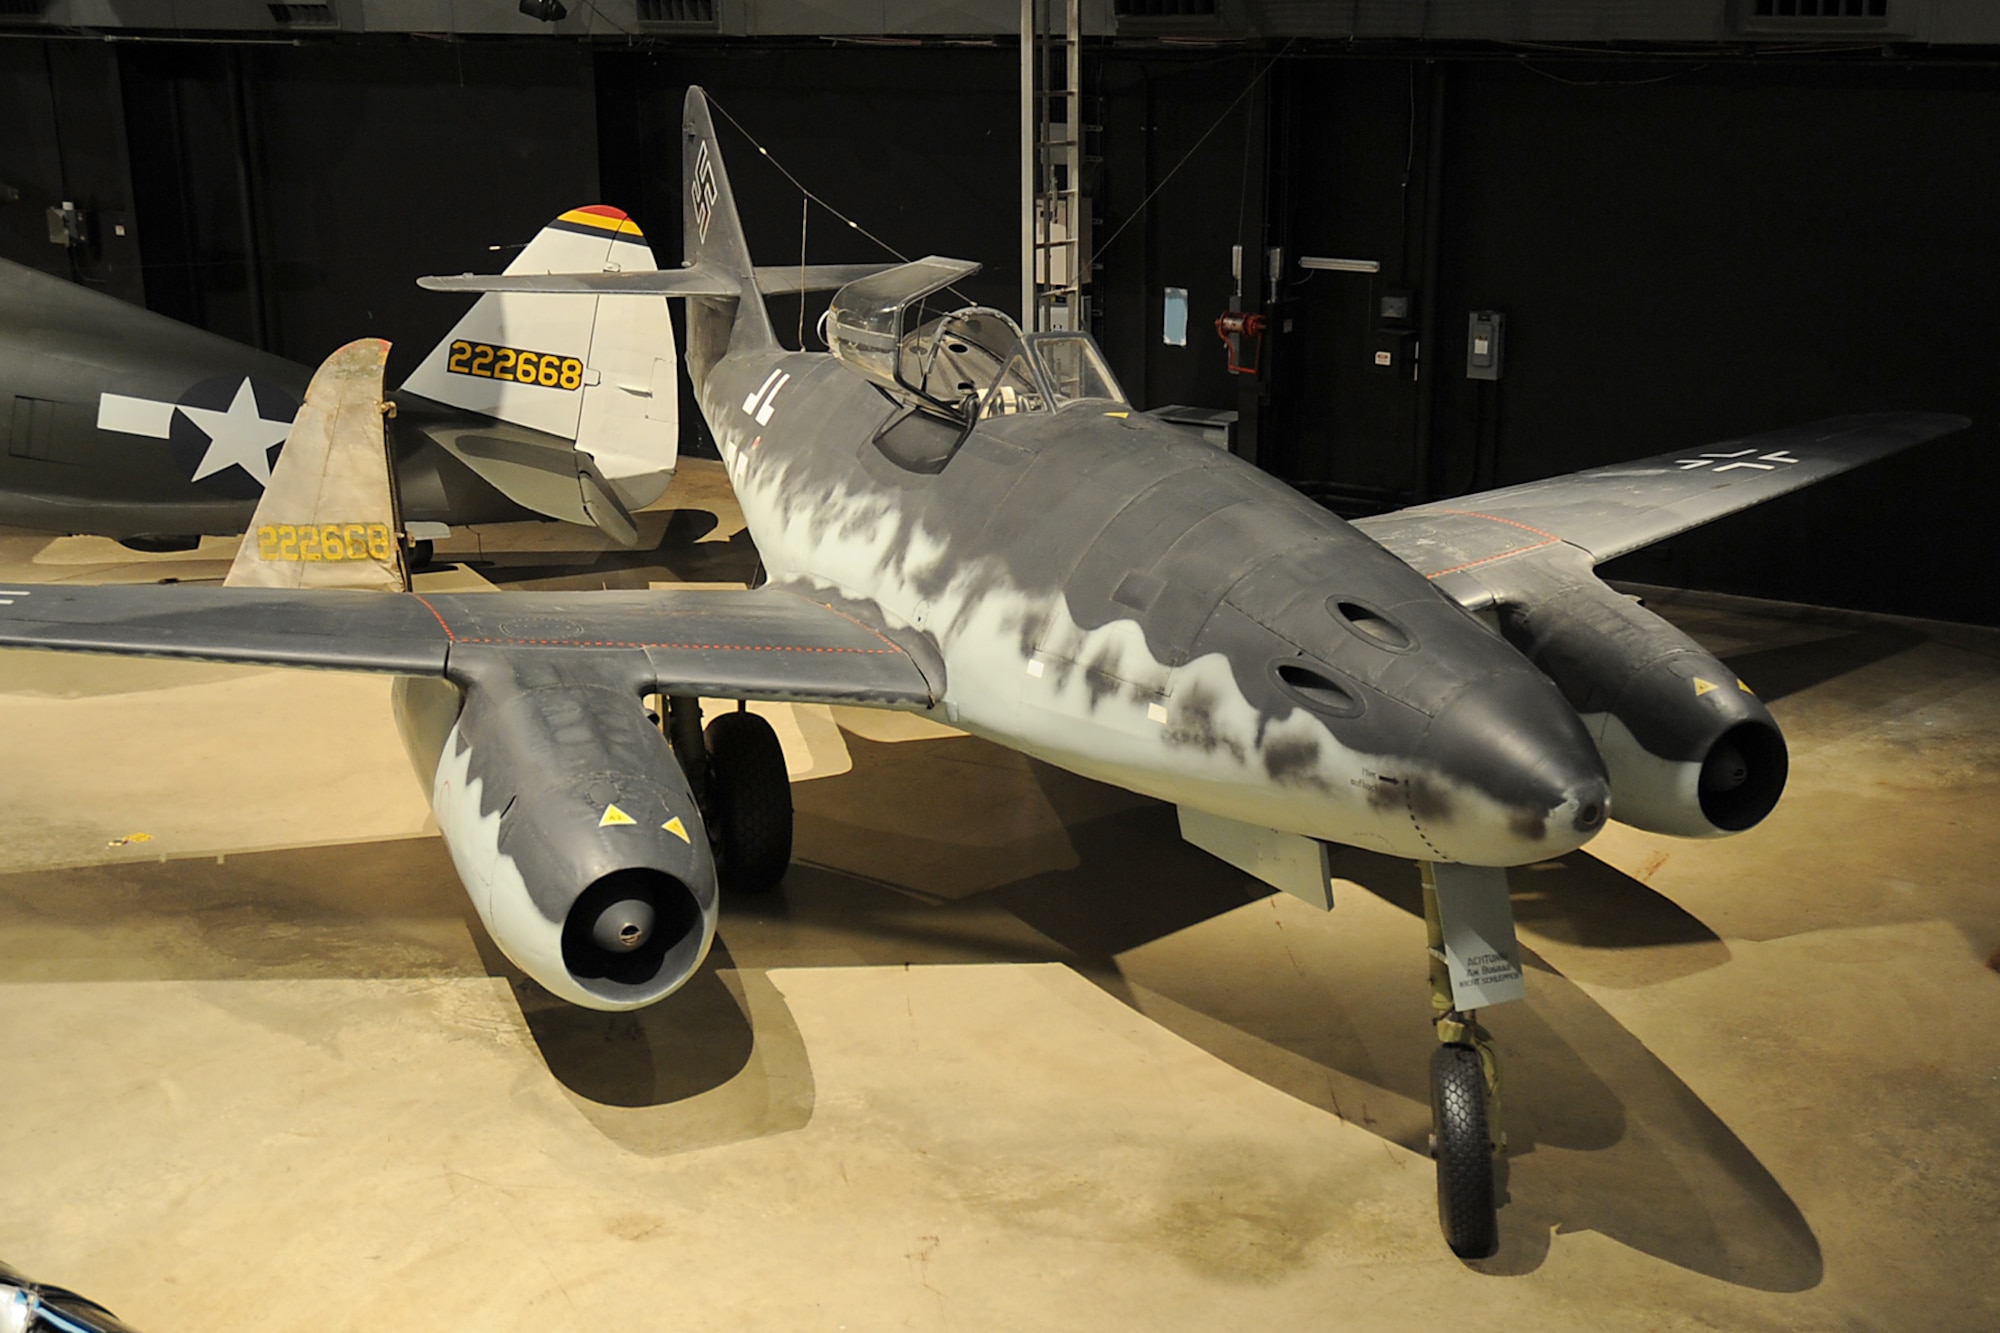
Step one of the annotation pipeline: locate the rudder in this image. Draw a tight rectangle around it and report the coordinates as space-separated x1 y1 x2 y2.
226 337 406 592
682 87 776 390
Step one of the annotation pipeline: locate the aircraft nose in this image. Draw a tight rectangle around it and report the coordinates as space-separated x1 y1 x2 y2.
1412 668 1611 861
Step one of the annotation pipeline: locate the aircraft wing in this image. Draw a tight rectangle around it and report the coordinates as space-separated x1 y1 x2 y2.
0 584 939 707
1354 411 1967 608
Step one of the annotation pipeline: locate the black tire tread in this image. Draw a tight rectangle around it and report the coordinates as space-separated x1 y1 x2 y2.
705 710 793 892
1431 1042 1499 1259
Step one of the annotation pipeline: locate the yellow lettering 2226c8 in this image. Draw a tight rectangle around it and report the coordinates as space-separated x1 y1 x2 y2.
256 523 395 563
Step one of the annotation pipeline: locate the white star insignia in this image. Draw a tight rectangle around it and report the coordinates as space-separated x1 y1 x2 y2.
176 378 292 487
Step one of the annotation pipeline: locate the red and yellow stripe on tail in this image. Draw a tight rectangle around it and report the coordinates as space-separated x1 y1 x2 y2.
547 204 649 246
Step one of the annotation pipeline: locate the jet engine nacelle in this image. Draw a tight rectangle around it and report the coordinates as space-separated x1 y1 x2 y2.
392 665 717 1011
1498 575 1788 839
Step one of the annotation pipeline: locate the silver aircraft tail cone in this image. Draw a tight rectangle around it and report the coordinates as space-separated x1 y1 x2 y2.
1411 668 1611 864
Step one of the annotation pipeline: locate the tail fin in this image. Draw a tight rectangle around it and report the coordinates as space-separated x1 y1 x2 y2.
400 206 679 501
682 87 776 387
226 338 407 592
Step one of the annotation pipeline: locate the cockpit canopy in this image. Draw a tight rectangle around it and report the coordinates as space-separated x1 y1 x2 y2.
825 256 1126 423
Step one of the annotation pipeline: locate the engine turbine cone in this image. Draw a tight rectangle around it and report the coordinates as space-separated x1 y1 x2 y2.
1700 740 1749 794
590 898 656 953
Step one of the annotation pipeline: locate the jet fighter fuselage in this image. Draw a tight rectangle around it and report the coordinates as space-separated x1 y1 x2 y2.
697 338 1611 868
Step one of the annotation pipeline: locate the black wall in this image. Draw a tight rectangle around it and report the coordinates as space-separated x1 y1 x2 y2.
118 41 598 388
1276 55 2000 623
0 40 145 304
1 36 1993 623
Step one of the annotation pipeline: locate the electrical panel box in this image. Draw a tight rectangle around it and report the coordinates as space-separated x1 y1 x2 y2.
1466 311 1504 381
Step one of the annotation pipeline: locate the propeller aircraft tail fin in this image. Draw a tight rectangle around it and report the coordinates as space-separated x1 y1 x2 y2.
226 337 408 592
400 205 681 510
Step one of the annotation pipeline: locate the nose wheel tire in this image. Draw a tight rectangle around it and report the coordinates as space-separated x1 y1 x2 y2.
704 709 793 892
1430 1041 1499 1259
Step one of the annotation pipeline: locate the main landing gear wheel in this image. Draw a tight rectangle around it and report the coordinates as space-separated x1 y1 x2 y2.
1430 1042 1499 1259
704 709 793 892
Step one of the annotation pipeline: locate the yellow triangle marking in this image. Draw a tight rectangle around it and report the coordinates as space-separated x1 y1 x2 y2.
599 804 636 828
1738 679 1755 694
663 815 691 844
1104 411 1129 418
1693 677 1718 697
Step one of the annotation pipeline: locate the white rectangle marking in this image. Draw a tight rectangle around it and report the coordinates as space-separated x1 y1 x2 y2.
742 368 784 417
753 372 791 426
1431 862 1525 1008
97 393 177 439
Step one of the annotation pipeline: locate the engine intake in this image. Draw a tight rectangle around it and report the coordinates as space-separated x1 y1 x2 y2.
393 664 719 1011
561 867 706 1003
1498 573 1788 839
1697 718 1789 833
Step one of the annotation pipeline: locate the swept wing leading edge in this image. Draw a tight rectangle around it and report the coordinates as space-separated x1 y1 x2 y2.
1356 411 1967 608
0 584 938 707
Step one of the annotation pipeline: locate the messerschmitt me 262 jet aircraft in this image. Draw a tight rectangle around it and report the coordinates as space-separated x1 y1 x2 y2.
0 89 1964 1258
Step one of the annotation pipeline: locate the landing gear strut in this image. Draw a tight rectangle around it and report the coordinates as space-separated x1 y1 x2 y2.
659 696 794 892
1421 862 1511 1259
702 705 793 892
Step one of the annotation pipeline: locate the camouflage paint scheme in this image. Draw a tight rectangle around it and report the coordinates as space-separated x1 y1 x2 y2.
0 88 1964 1015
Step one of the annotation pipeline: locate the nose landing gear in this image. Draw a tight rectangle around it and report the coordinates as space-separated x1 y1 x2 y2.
1420 861 1521 1260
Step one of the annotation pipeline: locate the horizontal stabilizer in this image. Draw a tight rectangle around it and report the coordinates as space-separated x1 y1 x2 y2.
418 263 895 298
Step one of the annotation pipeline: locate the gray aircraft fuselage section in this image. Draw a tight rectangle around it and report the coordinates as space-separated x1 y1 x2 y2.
0 258 536 536
699 335 1611 865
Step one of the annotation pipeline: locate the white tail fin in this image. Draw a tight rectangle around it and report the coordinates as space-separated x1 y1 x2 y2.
400 206 680 509
226 338 407 592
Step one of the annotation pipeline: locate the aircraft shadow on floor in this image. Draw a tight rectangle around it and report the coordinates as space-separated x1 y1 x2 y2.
1720 625 1926 704
472 508 760 592
773 731 1823 1291
0 724 1819 1287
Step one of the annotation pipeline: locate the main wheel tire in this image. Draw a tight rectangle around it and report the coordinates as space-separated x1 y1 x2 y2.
704 710 793 892
1431 1042 1499 1259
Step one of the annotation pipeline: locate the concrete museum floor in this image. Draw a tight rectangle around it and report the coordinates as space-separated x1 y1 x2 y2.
0 461 1994 1331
